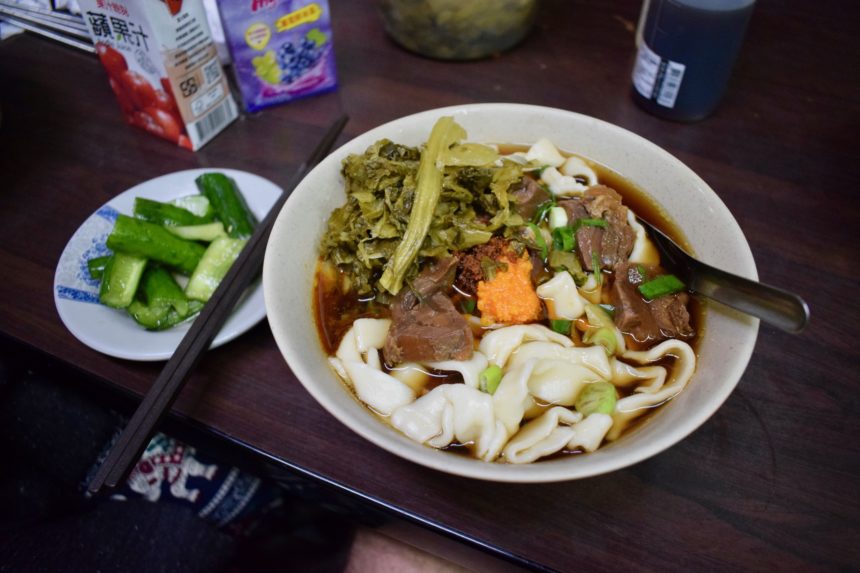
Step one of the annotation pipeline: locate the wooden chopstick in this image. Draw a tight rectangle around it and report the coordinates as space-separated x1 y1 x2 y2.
87 115 349 495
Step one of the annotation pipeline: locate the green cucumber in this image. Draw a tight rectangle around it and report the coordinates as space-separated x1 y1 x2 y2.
98 253 147 309
139 266 189 316
165 222 226 242
87 255 112 280
133 197 214 226
106 215 206 274
170 195 214 219
195 173 257 239
128 298 203 331
127 298 169 330
185 237 247 302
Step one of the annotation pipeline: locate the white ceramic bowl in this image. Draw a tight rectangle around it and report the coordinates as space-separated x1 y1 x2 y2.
263 103 759 482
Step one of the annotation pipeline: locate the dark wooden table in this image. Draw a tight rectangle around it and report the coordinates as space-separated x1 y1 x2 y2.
1 1 858 571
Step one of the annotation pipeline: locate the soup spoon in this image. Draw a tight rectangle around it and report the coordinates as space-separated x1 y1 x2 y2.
636 217 810 333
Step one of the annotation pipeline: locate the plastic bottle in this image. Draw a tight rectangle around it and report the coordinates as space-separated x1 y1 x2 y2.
631 0 756 122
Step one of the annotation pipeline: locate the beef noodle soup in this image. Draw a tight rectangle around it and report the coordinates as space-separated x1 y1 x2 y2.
314 117 701 464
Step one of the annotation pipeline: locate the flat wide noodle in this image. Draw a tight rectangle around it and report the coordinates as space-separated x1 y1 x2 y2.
425 351 489 389
508 341 613 379
492 359 538 436
536 271 586 320
391 384 508 462
526 360 604 406
503 408 613 464
479 324 573 368
331 319 696 463
607 339 696 440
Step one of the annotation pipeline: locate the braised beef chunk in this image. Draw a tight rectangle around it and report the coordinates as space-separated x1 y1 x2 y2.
558 198 599 271
586 186 634 267
384 257 473 364
611 263 660 343
509 176 551 220
558 186 636 272
650 293 694 339
558 196 589 221
611 263 693 344
408 254 458 300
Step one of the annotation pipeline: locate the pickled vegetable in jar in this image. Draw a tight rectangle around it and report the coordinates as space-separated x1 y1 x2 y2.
378 0 537 60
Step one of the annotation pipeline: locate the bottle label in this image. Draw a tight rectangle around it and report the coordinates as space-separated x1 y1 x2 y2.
632 41 686 109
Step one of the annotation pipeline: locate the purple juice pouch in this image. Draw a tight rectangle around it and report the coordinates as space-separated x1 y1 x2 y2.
217 0 338 112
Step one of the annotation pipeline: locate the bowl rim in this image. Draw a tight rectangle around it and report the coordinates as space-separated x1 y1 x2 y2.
263 103 760 482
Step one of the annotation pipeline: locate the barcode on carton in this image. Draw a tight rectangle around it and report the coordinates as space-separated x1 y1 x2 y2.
192 98 237 146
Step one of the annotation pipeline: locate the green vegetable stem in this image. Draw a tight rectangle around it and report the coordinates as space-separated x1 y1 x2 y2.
379 116 464 294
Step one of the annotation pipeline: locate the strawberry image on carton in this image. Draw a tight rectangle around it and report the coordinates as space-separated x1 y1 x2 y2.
81 0 239 150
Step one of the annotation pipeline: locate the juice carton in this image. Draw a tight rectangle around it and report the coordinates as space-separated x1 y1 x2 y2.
80 0 239 150
217 0 338 112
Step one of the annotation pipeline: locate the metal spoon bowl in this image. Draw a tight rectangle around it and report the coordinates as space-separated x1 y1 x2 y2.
637 217 810 333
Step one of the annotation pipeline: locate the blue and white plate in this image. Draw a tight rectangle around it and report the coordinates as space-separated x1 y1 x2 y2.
54 168 281 361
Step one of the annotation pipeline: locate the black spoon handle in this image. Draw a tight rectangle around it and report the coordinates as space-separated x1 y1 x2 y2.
689 259 810 333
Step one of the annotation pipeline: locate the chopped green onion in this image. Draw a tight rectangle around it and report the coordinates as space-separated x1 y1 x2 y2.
636 264 647 280
584 303 614 330
550 319 571 335
552 226 575 252
526 223 548 260
460 298 476 314
638 274 686 300
531 200 556 224
591 252 602 285
479 365 503 395
575 381 617 415
585 327 618 356
572 218 608 232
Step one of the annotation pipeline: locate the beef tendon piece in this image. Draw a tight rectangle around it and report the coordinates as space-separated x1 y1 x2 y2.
611 262 694 345
383 257 473 364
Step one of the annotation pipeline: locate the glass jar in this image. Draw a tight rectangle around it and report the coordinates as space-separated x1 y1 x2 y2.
378 0 537 60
